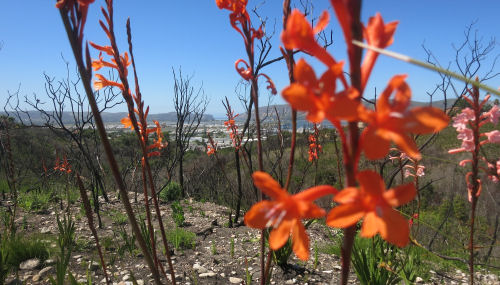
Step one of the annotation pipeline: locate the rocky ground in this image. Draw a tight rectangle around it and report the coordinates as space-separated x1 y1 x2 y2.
4 192 500 285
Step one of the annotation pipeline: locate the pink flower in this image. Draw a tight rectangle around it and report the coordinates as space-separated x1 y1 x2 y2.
484 105 500 125
416 165 425 177
404 169 411 178
452 108 475 131
485 130 500 143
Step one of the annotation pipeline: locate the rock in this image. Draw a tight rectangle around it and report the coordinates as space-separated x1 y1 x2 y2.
19 258 40 270
44 259 56 265
40 227 51 234
73 255 82 259
415 277 424 283
199 272 216 277
322 270 333 274
136 280 144 285
32 275 41 282
122 275 130 281
89 261 100 271
285 279 296 284
230 277 243 284
193 263 208 274
38 266 53 277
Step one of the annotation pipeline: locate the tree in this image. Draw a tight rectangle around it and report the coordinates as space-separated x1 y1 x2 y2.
172 68 208 197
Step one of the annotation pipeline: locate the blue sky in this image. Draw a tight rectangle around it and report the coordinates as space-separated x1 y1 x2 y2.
1 1 499 117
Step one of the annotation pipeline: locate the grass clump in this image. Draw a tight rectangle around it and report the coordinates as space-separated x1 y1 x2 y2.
166 227 196 250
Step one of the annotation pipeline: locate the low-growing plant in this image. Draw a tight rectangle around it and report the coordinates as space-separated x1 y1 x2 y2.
50 213 76 285
166 228 196 250
230 238 235 259
171 201 185 227
4 235 49 269
110 210 128 225
138 217 156 255
351 237 401 285
117 226 136 256
211 240 217 255
18 190 51 212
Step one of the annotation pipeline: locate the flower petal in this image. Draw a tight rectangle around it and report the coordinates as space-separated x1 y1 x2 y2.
357 170 385 197
408 107 449 134
333 187 358 204
294 185 338 202
252 171 288 200
313 10 329 34
292 221 309 261
282 84 317 114
244 200 275 229
378 207 410 247
387 131 420 160
383 183 416 207
360 212 381 238
269 219 293 250
326 203 364 228
362 127 391 160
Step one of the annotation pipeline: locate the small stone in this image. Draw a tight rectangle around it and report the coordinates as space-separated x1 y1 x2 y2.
193 263 208 274
415 277 424 283
136 280 144 285
285 279 296 284
229 277 243 284
122 275 130 281
20 259 40 270
322 270 333 274
38 266 53 277
89 261 100 271
231 271 236 275
44 259 56 266
73 255 82 259
32 275 40 282
40 227 51 234
199 272 216 278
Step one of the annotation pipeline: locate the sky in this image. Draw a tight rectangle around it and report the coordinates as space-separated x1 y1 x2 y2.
1 1 500 117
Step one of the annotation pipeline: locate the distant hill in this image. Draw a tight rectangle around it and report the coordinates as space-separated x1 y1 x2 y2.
1 111 214 125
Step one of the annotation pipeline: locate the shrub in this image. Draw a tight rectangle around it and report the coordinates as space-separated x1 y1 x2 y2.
159 182 182 202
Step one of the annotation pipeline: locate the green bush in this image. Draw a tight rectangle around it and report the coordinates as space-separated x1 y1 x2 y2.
171 201 185 227
166 228 195 250
159 182 182 202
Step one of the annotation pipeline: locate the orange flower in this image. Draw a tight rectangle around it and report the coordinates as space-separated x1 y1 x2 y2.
281 59 360 123
215 0 248 14
326 170 415 247
94 74 125 91
361 13 398 91
206 145 216 156
360 75 449 160
245 171 337 260
56 0 94 8
282 9 338 69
